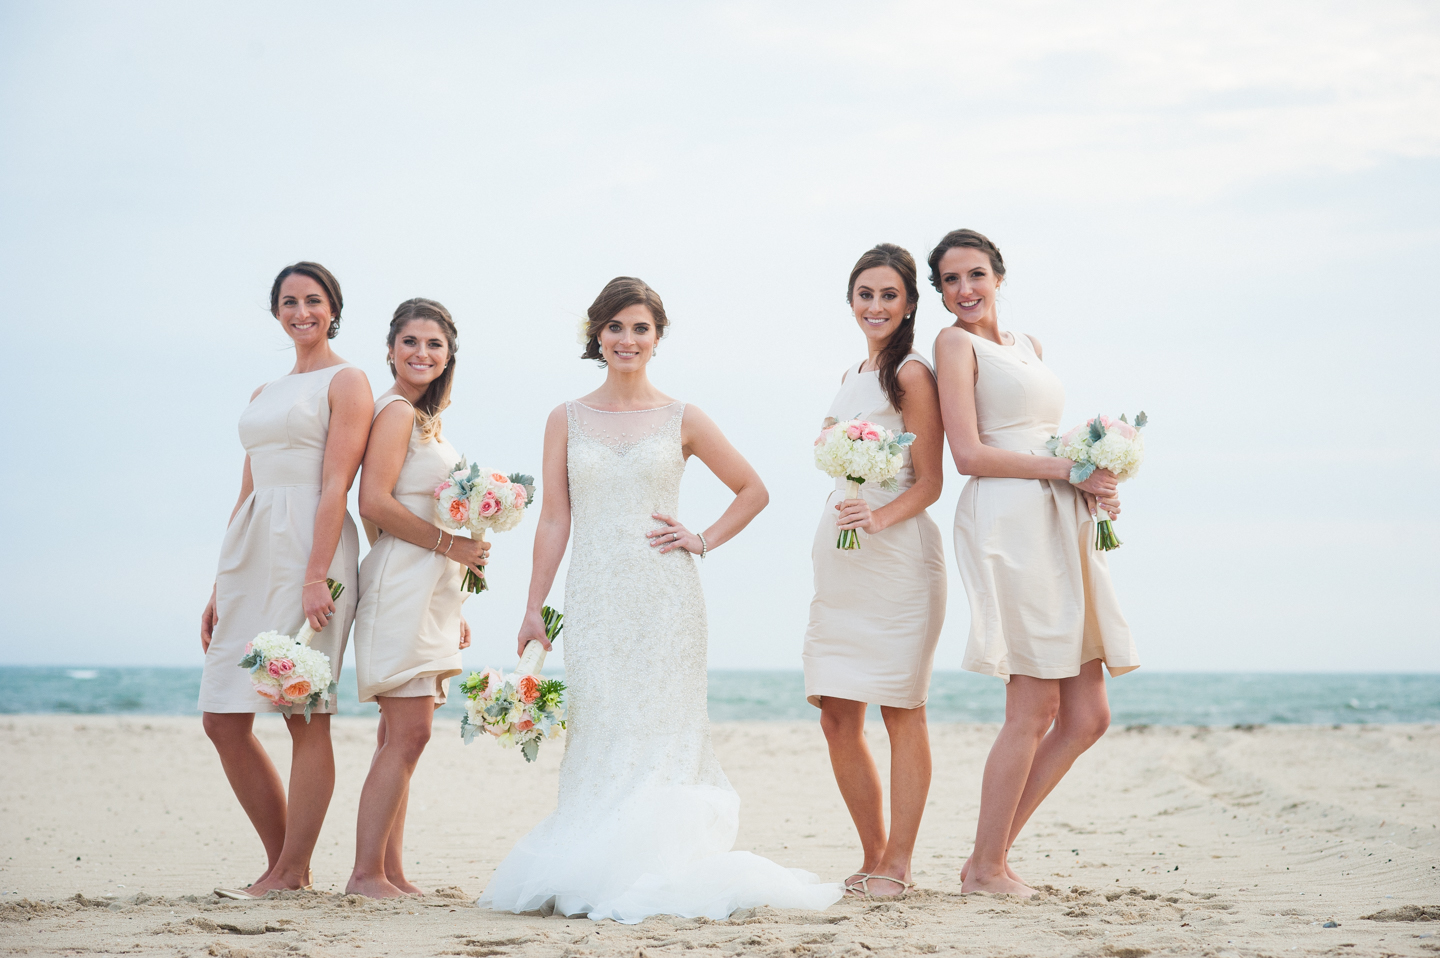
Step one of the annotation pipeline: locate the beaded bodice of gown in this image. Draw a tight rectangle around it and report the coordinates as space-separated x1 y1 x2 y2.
559 399 725 814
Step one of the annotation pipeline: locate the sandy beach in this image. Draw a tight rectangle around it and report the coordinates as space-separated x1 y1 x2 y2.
2 716 1437 957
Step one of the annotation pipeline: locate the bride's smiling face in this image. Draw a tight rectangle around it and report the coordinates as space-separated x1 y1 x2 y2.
937 247 1001 326
389 318 449 389
275 273 334 345
599 304 658 369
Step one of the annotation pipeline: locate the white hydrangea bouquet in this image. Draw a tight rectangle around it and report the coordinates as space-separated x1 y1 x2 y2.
813 417 916 550
434 458 535 592
1047 412 1148 551
238 578 343 721
459 605 567 763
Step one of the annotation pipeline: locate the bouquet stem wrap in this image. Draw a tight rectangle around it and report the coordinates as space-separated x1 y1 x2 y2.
1093 512 1122 551
837 479 863 550
462 557 487 594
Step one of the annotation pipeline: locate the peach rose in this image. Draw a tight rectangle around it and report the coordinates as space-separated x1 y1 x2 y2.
478 490 502 518
517 719 535 732
491 472 509 483
517 674 540 704
267 658 295 678
448 498 470 523
282 679 312 700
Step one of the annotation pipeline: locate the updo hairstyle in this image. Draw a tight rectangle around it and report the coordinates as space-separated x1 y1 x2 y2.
925 229 1006 294
848 243 920 411
270 261 345 339
579 276 669 366
386 298 458 442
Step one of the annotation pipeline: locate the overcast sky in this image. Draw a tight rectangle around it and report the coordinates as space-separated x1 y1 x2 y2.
1 0 1436 674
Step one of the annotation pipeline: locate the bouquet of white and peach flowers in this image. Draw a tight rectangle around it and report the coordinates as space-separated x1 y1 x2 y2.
238 578 342 722
434 458 535 592
813 417 916 550
459 605 566 763
1047 412 1148 551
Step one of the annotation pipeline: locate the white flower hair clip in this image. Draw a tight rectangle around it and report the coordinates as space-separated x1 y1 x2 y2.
576 317 592 347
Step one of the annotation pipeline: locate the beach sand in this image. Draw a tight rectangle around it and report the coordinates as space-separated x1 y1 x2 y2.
2 716 1437 957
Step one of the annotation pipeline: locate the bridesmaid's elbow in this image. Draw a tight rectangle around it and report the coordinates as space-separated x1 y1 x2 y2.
357 491 384 524
952 448 982 477
749 479 770 514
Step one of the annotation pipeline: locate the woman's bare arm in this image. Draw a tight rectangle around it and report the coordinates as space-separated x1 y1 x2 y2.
934 327 1118 504
516 405 572 654
835 361 944 535
357 400 488 578
300 367 373 631
648 405 768 555
201 384 266 651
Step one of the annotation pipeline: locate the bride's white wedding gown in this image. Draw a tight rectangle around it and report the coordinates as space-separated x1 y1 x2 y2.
478 401 843 923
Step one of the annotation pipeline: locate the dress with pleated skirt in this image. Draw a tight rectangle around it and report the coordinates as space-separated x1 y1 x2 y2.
199 364 360 713
802 353 947 709
943 330 1138 682
352 394 466 704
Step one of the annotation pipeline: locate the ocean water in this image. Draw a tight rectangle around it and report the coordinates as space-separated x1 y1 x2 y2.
1 667 1437 725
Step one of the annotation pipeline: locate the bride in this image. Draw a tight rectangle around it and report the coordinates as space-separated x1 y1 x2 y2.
477 277 844 923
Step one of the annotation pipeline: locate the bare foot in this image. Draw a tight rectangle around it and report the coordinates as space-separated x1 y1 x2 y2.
244 869 309 896
346 874 405 898
961 867 1036 898
960 854 1023 884
388 876 423 895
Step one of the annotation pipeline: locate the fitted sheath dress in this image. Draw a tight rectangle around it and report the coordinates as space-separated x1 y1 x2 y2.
802 354 948 709
351 394 466 704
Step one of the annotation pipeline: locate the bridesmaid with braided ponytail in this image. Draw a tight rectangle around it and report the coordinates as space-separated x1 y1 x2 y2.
346 299 489 897
803 243 947 899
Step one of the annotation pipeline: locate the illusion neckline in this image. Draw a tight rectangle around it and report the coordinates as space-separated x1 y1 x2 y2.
573 400 680 414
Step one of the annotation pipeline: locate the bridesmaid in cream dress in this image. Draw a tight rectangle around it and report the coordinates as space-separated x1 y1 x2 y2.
346 299 489 898
199 262 373 897
803 244 946 899
929 229 1137 898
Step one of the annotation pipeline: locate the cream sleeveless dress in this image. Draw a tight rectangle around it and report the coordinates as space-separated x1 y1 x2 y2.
352 395 466 704
802 354 947 709
199 364 360 713
945 330 1138 682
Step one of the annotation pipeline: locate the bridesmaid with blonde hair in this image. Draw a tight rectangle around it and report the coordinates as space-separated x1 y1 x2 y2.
930 228 1136 897
346 298 489 898
803 243 947 899
200 261 372 897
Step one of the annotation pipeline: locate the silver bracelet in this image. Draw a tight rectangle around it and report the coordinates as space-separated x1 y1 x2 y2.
443 534 455 556
697 532 707 559
433 529 444 552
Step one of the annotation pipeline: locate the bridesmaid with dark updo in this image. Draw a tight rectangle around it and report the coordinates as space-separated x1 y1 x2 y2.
200 261 373 898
